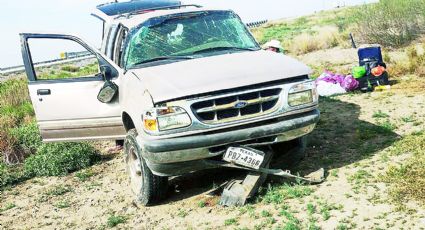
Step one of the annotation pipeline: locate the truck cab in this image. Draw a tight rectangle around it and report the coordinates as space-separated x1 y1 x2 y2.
20 0 319 206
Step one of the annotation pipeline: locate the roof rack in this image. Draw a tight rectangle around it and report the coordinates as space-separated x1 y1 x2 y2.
115 4 203 19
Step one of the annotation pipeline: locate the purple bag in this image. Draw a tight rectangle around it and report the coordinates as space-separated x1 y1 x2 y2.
341 75 359 91
316 71 359 92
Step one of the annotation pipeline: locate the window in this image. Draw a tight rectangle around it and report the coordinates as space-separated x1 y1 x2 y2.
113 27 128 67
28 38 100 81
123 11 259 69
105 25 119 59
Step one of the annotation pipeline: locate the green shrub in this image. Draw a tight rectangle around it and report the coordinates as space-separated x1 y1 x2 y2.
107 215 127 228
38 62 99 80
37 71 73 80
224 218 238 226
45 185 72 196
383 133 425 206
0 79 30 109
54 200 70 209
79 63 99 75
1 142 99 188
0 163 26 188
0 102 34 121
24 142 100 177
0 79 33 129
0 78 34 164
353 0 425 47
10 122 42 153
60 65 80 72
0 163 10 186
0 111 37 165
74 169 95 182
261 183 314 204
0 203 16 213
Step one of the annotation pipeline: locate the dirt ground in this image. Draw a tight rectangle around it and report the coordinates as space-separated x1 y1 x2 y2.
2 47 425 229
1 77 425 229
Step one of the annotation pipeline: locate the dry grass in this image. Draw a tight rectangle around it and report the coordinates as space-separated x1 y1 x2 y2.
289 33 320 55
289 26 343 55
388 41 425 78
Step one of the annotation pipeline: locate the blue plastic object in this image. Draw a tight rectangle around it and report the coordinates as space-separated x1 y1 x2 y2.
358 46 383 66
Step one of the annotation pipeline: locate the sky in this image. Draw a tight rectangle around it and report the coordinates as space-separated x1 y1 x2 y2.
0 0 377 68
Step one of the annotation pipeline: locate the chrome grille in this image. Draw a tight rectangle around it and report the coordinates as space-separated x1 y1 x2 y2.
192 88 282 124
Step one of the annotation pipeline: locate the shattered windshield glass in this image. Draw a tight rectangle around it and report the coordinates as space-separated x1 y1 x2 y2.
123 11 260 68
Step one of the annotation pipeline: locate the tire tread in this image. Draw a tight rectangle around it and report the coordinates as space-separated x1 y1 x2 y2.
126 129 168 206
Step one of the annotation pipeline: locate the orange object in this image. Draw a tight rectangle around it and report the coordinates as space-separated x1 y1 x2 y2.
371 66 386 77
144 119 157 131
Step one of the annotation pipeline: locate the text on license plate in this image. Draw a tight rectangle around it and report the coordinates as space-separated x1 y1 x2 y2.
223 147 264 169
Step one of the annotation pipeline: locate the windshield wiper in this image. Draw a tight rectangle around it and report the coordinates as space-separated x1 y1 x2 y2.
132 56 194 66
191 46 259 54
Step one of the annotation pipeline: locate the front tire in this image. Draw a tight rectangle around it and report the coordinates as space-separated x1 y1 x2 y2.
124 129 168 206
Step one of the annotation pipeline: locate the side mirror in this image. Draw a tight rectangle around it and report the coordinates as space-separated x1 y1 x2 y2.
97 81 118 103
100 65 112 81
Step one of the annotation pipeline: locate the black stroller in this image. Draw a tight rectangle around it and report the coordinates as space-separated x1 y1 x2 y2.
357 46 389 91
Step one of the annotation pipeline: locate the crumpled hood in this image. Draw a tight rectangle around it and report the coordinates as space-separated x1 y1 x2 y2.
131 50 311 103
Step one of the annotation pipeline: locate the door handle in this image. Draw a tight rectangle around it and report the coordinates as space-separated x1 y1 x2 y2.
37 89 51 95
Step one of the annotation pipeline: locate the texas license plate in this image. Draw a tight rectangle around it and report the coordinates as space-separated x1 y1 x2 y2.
223 147 264 169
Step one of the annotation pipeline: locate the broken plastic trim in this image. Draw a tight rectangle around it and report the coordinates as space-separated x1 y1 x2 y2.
206 160 325 184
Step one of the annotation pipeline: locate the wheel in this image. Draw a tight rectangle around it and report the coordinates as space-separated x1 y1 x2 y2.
270 136 308 168
124 129 168 206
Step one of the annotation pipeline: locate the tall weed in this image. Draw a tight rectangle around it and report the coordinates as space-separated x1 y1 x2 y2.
0 79 30 109
0 79 33 164
390 44 425 77
353 0 425 47
289 26 342 55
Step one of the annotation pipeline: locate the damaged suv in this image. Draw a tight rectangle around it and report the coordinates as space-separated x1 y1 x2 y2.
20 1 319 205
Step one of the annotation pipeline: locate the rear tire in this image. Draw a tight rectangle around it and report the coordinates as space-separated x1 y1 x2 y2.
270 136 308 168
124 129 168 206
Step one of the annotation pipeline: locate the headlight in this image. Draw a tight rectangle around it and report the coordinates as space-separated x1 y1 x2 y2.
288 81 317 107
288 90 313 106
143 106 191 132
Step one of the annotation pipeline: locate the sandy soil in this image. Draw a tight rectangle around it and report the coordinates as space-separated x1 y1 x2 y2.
1 84 425 229
1 48 425 230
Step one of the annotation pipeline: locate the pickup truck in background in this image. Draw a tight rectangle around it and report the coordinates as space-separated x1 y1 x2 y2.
20 0 319 205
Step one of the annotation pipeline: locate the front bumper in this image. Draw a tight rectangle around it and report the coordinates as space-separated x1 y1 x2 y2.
138 109 320 176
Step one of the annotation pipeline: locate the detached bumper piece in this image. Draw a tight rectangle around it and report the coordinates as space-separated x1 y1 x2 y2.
216 149 325 207
219 149 273 207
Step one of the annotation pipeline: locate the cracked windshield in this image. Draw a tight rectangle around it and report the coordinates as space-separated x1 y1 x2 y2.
124 11 259 68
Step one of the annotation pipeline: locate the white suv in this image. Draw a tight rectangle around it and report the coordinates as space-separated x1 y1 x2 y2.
20 1 319 205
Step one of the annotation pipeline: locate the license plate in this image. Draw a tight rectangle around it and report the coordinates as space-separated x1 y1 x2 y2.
223 147 264 169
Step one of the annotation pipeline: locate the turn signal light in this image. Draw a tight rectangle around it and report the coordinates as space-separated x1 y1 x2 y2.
144 119 158 131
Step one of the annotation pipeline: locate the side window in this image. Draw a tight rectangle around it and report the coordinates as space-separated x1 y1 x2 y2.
105 25 119 59
28 38 99 81
113 27 128 67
